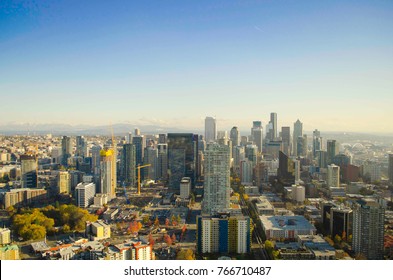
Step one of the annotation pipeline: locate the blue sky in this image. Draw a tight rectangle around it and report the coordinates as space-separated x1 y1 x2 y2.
0 0 392 133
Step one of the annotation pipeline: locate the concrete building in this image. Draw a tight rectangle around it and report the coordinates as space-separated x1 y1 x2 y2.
329 206 352 240
75 182 96 208
100 148 116 199
327 140 339 165
240 160 253 185
197 214 251 254
230 126 240 147
20 154 37 188
203 143 230 215
291 185 305 203
281 126 291 155
251 121 263 153
4 188 47 208
362 160 381 182
352 199 385 259
121 144 136 186
327 164 340 188
0 245 20 260
205 116 217 143
58 171 71 194
260 215 316 240
61 136 72 166
292 119 303 156
86 220 111 241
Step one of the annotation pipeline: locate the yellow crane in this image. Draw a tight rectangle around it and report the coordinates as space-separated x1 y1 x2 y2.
136 164 151 195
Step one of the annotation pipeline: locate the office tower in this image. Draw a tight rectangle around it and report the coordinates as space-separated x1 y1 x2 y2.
76 136 87 157
316 150 328 168
202 143 230 215
251 121 263 153
292 185 305 203
61 136 72 166
58 171 71 194
197 214 251 254
327 140 339 165
245 144 258 164
167 133 198 192
329 206 352 240
312 130 322 158
127 132 132 144
121 144 136 186
362 160 381 182
230 126 240 147
157 143 168 181
353 199 385 259
327 164 340 188
278 151 295 183
333 154 351 166
240 160 253 184
296 135 307 157
270 112 278 140
281 126 291 155
293 119 303 156
158 134 167 144
233 146 245 176
100 148 116 199
240 136 248 146
143 146 158 180
205 116 217 143
197 151 204 178
91 145 102 175
135 128 140 136
389 154 393 185
75 182 96 208
265 140 283 159
132 135 145 167
20 155 37 188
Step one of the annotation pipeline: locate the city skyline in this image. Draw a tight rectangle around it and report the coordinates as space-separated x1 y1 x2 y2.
1 1 392 133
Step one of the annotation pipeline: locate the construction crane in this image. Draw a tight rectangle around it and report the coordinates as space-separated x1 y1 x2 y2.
136 164 151 195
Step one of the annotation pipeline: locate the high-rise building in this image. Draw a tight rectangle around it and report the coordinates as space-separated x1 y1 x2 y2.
270 112 277 140
75 182 96 208
197 214 251 254
327 140 339 165
76 136 87 158
312 130 322 158
296 135 307 157
132 135 145 167
20 155 37 188
100 148 116 199
281 126 291 155
362 160 381 182
240 159 253 184
352 199 385 259
180 177 191 199
230 126 240 147
121 144 136 186
233 146 245 176
251 121 263 153
157 144 168 181
329 206 352 241
245 144 258 164
58 171 71 194
293 119 303 156
327 164 340 188
278 151 295 184
389 154 393 185
134 128 140 136
143 146 158 180
61 136 72 166
205 116 217 143
167 133 198 192
203 143 230 215
158 134 167 144
127 132 133 144
316 150 327 168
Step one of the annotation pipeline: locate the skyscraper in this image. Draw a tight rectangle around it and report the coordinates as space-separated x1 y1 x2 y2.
270 112 277 140
157 143 168 181
293 119 303 156
296 135 308 157
100 148 116 199
278 151 295 184
143 146 158 180
327 164 340 188
230 126 240 147
167 133 198 192
202 143 230 215
281 126 291 155
251 121 263 153
20 154 37 188
205 116 217 143
61 136 72 166
312 129 322 158
121 144 136 186
76 136 87 158
132 135 145 167
352 199 385 259
327 140 339 165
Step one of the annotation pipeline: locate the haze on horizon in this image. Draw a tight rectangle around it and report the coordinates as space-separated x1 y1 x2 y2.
0 1 392 133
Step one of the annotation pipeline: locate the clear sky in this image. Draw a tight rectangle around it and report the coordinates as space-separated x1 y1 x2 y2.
1 0 392 133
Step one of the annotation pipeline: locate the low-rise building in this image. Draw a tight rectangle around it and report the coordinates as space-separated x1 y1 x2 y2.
86 220 111 241
0 244 20 260
260 215 316 240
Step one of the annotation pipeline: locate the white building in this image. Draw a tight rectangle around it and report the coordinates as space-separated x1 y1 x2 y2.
205 117 217 143
75 182 96 208
202 143 230 215
240 160 253 185
180 177 191 199
327 164 340 188
291 185 305 203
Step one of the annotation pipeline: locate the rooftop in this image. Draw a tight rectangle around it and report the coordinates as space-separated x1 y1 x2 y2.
260 215 316 231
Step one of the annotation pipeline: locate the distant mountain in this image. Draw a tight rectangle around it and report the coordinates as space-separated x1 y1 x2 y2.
0 123 202 136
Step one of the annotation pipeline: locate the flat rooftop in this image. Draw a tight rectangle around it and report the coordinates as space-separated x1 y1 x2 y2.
260 215 316 231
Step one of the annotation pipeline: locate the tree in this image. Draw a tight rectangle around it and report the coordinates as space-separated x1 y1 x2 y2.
334 234 342 244
148 234 155 246
128 221 140 234
176 249 194 260
176 215 181 225
142 215 150 225
164 234 172 246
63 224 71 233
